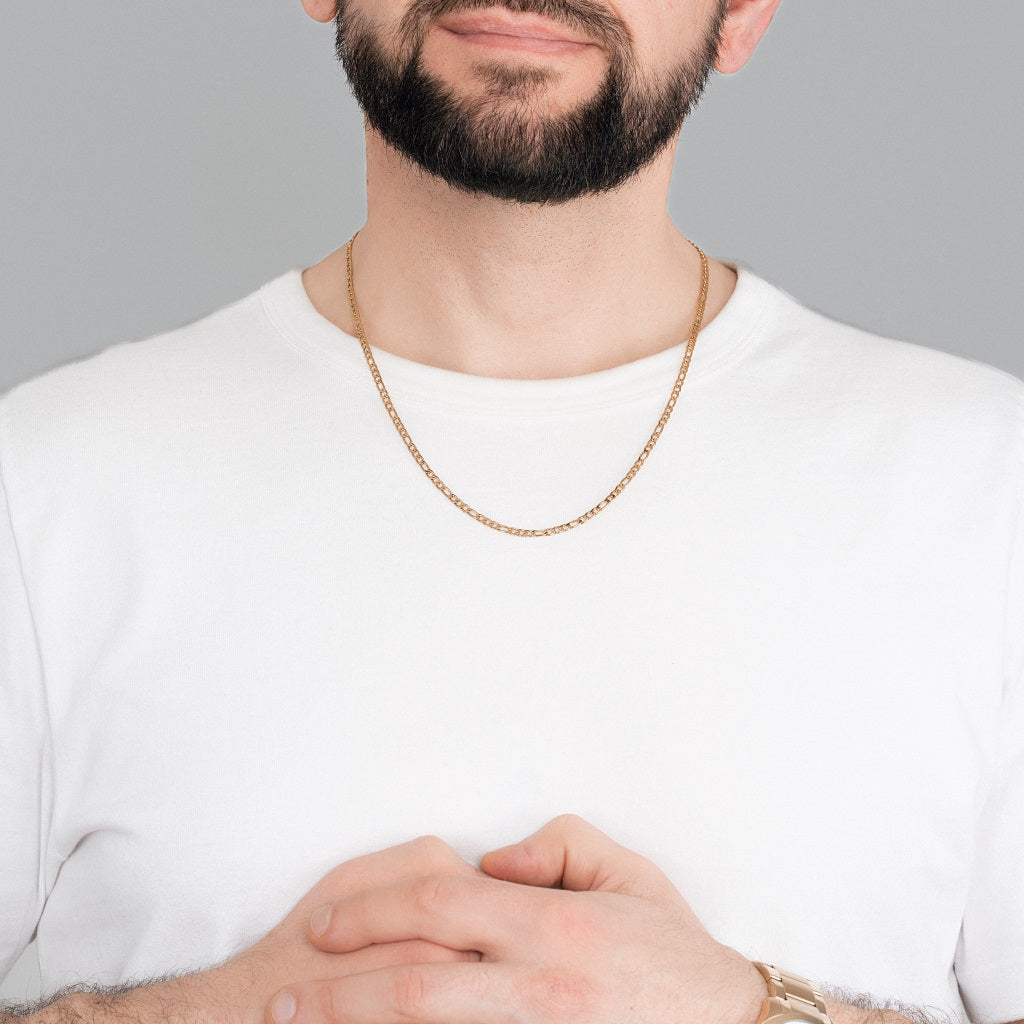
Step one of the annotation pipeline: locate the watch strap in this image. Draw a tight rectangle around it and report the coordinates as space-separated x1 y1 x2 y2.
753 963 833 1024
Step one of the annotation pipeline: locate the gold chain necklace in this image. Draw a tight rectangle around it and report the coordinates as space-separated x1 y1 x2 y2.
345 232 709 538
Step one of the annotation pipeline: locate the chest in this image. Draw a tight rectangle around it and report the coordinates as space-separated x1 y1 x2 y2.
38 494 997 1009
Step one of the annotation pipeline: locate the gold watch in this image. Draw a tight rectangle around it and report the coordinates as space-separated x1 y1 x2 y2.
752 963 833 1024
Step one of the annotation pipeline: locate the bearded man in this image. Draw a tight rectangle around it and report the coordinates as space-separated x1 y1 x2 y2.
1 1 1021 1024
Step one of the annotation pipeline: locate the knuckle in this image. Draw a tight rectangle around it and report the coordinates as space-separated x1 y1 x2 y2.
409 834 461 871
410 874 451 917
550 813 586 833
325 981 348 1024
392 967 433 1018
410 834 448 857
525 969 598 1019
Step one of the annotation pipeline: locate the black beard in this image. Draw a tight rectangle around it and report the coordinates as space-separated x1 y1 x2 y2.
334 0 727 205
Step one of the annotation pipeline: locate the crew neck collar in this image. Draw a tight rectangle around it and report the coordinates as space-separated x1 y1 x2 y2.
260 259 776 416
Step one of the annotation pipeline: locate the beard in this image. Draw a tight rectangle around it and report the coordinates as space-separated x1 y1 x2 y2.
334 0 728 204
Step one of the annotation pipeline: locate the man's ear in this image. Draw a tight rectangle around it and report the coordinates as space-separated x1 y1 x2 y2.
301 0 338 24
714 0 781 75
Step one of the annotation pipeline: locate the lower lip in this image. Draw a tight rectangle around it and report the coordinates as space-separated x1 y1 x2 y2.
440 27 591 55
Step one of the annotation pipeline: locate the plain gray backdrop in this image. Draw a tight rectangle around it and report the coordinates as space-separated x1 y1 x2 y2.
1 0 1022 1004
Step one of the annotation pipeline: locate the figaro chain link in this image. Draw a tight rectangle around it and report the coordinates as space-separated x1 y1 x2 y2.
345 232 709 538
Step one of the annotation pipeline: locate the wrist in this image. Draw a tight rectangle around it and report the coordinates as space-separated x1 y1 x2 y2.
717 951 773 1024
3 980 213 1024
823 1001 919 1024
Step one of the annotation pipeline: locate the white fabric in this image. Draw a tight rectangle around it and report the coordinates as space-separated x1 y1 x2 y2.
1 266 1022 1023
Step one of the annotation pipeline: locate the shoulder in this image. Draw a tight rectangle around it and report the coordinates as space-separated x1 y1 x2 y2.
4 278 275 419
0 275 293 467
0 274 304 517
738 267 1024 450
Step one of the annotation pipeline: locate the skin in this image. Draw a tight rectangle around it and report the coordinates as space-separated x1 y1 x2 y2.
8 821 1016 1024
262 818 1024 1024
1 838 485 1024
273 816 767 1024
299 0 779 379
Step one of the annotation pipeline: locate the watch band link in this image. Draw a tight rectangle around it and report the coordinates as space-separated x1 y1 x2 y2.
753 962 833 1024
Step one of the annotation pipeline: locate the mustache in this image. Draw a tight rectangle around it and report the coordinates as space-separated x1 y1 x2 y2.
395 0 633 57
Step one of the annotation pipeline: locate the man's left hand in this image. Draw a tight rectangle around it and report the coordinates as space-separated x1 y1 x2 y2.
269 814 766 1024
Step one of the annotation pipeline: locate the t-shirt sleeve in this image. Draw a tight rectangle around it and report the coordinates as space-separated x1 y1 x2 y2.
0 426 53 982
955 420 1024 1024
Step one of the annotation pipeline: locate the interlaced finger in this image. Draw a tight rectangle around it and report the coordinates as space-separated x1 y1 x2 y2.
308 872 549 956
276 962 546 1024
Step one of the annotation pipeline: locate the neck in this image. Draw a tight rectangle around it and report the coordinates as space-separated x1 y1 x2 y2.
302 131 736 379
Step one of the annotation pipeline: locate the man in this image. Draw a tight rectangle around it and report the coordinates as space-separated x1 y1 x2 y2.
1 0 1022 1022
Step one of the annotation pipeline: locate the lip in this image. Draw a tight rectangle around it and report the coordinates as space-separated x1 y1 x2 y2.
435 8 595 48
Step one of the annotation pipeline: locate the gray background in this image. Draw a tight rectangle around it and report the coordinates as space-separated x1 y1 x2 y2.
1 0 1022 1004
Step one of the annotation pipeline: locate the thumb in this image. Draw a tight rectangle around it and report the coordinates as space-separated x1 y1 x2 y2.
479 814 673 899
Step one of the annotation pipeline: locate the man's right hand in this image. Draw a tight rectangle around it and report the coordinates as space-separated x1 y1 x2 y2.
211 835 483 1024
6 836 481 1024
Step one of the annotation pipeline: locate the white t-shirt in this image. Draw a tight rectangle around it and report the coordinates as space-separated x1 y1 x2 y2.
1 266 1022 1023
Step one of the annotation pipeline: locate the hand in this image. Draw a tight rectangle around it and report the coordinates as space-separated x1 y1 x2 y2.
6 837 482 1024
202 836 483 1024
277 814 766 1024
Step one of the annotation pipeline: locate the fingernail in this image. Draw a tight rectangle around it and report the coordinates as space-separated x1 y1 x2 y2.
272 991 297 1024
310 903 332 936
